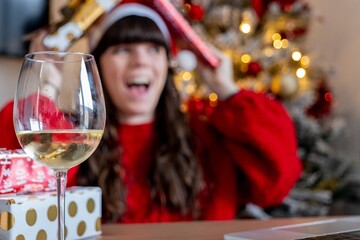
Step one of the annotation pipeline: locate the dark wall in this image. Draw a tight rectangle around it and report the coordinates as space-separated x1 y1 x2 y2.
0 0 49 56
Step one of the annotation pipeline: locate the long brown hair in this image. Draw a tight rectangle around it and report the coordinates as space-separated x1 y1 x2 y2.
76 15 202 222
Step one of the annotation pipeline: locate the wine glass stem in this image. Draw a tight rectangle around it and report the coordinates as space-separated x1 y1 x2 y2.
56 170 67 240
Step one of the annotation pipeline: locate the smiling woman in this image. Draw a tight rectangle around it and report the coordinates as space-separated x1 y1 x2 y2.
99 41 168 124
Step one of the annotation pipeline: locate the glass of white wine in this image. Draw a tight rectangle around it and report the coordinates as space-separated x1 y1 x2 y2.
13 51 106 240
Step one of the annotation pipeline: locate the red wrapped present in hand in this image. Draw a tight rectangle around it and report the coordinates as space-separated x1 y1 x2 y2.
147 0 220 68
0 149 56 194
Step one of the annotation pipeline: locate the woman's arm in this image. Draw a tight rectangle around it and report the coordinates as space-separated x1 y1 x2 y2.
194 46 301 208
197 46 239 100
209 90 302 207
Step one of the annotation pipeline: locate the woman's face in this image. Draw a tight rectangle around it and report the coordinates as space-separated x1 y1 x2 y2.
100 42 168 124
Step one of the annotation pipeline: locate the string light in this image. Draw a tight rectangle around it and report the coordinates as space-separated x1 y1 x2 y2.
240 21 251 33
281 39 289 48
301 56 310 67
209 92 218 107
241 64 248 73
241 54 251 63
296 68 306 78
209 92 218 101
298 77 310 91
264 47 274 57
292 51 302 61
273 39 282 49
182 71 193 81
185 84 195 95
272 33 281 41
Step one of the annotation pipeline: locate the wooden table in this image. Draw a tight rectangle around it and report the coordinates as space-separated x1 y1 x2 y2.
96 217 332 240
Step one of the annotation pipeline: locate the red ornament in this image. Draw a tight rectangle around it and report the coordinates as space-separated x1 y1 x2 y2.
280 28 307 40
307 80 333 119
275 0 299 10
188 4 204 21
246 61 262 77
251 0 299 19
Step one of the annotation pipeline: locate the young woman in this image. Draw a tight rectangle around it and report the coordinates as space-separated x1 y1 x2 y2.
0 3 302 223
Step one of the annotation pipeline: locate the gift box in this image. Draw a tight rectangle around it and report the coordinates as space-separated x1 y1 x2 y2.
148 0 220 69
0 186 102 240
0 149 56 194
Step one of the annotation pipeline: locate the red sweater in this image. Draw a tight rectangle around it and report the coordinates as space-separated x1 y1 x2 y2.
0 90 302 222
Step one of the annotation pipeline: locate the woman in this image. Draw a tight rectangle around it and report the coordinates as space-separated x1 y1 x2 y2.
0 3 302 223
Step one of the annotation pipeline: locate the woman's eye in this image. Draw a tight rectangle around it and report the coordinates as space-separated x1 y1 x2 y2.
113 47 129 54
150 46 161 54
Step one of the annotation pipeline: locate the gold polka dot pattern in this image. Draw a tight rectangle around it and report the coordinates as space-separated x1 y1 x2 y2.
77 221 86 236
36 229 47 240
26 208 37 226
87 198 95 213
0 212 15 231
15 234 25 240
96 218 101 232
68 201 77 217
0 187 102 239
47 205 57 221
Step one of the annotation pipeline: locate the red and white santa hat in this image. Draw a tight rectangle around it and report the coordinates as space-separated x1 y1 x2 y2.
88 2 172 52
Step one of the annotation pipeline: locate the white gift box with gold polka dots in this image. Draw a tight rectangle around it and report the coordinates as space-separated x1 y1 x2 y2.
0 186 102 240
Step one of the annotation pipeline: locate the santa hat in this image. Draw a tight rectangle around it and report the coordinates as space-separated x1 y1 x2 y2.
88 0 219 69
88 3 172 52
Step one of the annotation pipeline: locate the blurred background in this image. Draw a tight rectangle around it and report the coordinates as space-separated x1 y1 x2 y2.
1 0 360 217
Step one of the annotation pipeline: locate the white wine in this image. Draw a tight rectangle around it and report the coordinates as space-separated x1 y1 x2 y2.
16 129 103 170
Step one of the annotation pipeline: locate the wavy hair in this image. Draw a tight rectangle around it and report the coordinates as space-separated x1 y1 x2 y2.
76 16 202 222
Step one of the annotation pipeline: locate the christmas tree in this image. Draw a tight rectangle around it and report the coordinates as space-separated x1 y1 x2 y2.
173 0 360 217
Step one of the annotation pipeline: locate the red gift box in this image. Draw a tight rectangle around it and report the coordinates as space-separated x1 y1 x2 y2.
0 149 56 194
146 0 220 69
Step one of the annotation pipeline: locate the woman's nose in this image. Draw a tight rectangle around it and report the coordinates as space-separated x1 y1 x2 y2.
131 46 151 65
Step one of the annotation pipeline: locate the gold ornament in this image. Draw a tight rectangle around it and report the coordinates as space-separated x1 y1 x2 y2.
271 72 299 99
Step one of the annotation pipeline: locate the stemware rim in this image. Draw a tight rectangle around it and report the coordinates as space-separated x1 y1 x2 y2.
24 51 95 63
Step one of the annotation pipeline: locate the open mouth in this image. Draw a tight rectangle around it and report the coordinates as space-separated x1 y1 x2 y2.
126 77 150 97
127 82 150 89
126 77 150 89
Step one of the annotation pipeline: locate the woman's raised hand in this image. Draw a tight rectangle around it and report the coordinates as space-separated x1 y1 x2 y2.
28 29 50 53
198 46 239 100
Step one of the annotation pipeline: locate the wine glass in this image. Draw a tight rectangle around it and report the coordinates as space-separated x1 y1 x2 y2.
13 51 106 240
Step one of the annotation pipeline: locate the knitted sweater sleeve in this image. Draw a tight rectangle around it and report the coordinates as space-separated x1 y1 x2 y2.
189 90 302 208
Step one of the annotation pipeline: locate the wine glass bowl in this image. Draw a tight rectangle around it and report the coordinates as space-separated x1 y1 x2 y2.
16 128 103 170
13 51 106 240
